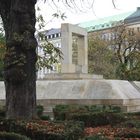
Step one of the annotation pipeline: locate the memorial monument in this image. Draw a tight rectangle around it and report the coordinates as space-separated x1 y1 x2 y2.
36 23 140 114
0 24 140 115
44 23 103 80
61 23 88 73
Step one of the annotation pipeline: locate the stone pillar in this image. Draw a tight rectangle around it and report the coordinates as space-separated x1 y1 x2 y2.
77 35 88 73
61 24 75 73
61 23 88 73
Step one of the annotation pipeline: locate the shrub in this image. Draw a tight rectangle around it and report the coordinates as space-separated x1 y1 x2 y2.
110 106 121 113
0 132 30 140
40 115 50 120
68 112 125 127
84 135 109 140
126 111 140 119
88 105 121 113
0 119 84 140
0 106 6 119
115 128 140 138
36 105 51 121
53 104 122 121
119 120 140 129
63 121 84 140
53 105 70 120
36 105 44 118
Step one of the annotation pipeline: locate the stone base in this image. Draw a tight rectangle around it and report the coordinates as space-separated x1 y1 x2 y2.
36 80 140 114
0 80 140 116
44 73 103 80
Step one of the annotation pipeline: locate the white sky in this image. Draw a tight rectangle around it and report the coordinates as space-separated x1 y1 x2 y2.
36 0 140 30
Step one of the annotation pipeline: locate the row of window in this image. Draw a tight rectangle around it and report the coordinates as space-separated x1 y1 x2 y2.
101 32 117 41
38 33 61 41
38 26 140 42
101 27 140 41
128 27 140 35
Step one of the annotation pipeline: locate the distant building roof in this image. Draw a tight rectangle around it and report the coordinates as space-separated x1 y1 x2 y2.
38 8 140 36
125 7 140 24
78 11 134 32
45 28 61 36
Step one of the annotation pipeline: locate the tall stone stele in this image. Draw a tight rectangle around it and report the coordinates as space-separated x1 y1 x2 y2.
44 23 103 80
61 23 88 74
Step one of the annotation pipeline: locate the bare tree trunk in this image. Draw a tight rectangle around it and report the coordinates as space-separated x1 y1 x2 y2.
0 0 37 119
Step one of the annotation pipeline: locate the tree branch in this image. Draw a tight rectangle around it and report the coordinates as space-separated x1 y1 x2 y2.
0 0 11 29
112 0 116 8
0 0 5 16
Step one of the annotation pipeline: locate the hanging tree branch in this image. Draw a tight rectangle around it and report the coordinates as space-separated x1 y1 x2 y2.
112 0 116 8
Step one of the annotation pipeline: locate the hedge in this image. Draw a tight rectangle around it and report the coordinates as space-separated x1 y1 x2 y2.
53 104 122 121
67 112 125 127
0 132 30 140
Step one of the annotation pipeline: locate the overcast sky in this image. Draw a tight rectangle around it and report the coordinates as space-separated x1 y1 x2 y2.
36 0 140 30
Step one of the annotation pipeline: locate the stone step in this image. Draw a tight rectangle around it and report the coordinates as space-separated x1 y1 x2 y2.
43 104 140 113
43 106 53 112
123 99 140 106
43 111 54 120
125 105 140 112
44 73 103 80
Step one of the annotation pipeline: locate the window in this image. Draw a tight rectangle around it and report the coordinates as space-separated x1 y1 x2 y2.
111 23 114 26
128 28 134 35
48 35 51 39
52 34 55 38
137 27 140 32
56 33 59 37
58 43 60 48
101 34 106 40
56 43 60 48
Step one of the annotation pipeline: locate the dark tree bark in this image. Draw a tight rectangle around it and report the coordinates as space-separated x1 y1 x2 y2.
0 0 37 119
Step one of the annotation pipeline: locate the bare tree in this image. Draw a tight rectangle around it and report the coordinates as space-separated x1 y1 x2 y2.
111 22 140 80
88 33 117 79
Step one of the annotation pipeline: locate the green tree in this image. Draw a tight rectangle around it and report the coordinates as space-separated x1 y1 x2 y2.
37 41 63 71
111 22 140 81
0 0 37 119
88 33 117 79
35 12 63 71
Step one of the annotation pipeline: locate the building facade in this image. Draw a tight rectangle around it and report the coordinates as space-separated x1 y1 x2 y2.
37 28 61 79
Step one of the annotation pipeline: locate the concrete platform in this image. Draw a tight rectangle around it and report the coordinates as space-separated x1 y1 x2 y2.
0 80 140 113
44 73 103 80
36 79 140 113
